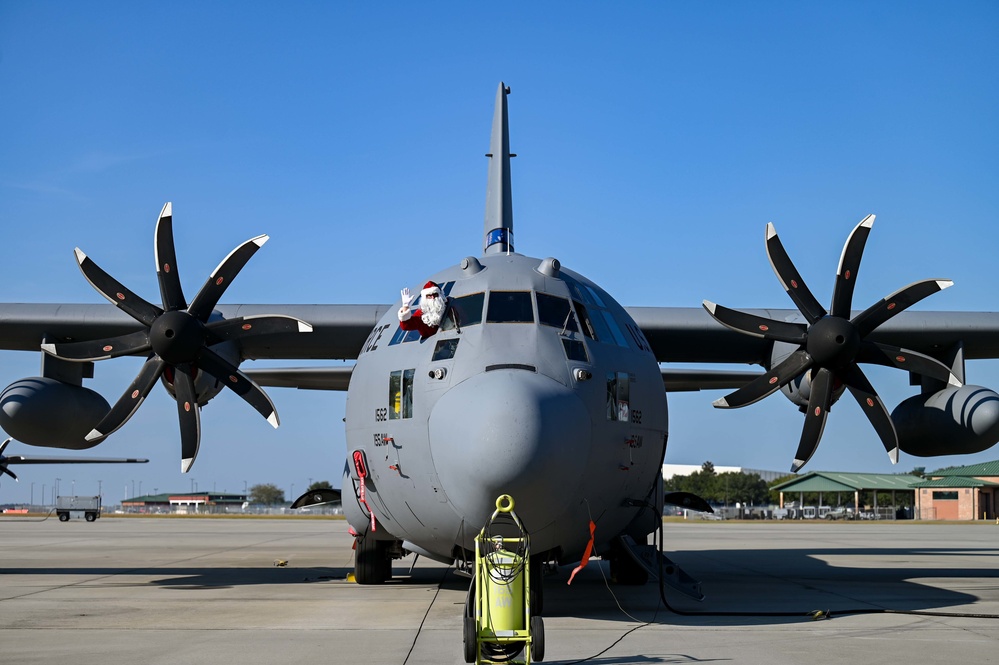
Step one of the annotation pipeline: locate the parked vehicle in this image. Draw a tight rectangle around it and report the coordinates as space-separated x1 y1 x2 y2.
824 507 854 520
56 496 101 522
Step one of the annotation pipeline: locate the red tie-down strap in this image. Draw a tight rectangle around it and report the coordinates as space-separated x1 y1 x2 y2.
567 519 596 585
353 450 376 532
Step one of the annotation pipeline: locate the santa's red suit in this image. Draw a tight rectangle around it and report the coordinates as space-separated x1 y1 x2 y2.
398 281 447 339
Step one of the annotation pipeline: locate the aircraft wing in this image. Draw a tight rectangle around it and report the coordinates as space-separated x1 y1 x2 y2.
4 302 998 377
627 306 999 365
0 303 392 360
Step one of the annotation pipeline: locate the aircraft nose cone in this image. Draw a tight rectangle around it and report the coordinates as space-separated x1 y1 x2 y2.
429 369 590 530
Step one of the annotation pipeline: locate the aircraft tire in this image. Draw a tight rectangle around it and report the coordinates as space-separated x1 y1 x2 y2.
529 560 543 615
462 615 477 663
355 534 389 585
530 615 545 662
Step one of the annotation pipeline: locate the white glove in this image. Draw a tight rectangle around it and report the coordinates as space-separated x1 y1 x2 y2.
400 288 415 309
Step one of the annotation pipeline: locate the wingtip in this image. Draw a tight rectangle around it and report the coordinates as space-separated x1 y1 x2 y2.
948 373 963 388
766 222 777 240
252 234 269 248
74 247 87 264
712 396 730 408
297 320 314 333
937 279 954 290
702 300 717 315
790 459 805 473
267 412 280 428
159 202 173 219
84 429 104 442
181 457 194 474
888 447 899 465
40 342 57 356
860 214 875 228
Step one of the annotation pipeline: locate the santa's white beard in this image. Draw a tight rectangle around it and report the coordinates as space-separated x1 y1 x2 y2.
421 295 446 327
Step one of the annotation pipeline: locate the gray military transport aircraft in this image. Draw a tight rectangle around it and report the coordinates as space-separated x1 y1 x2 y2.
1 84 999 604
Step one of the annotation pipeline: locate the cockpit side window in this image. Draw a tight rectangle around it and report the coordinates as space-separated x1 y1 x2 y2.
572 300 598 340
606 372 631 422
440 292 484 331
487 291 534 323
389 369 415 419
537 293 579 333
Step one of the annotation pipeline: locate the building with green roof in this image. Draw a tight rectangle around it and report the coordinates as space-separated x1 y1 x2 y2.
912 461 999 520
771 472 922 518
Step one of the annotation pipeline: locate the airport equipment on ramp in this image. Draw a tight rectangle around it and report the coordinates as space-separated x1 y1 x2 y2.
464 494 544 664
56 495 101 522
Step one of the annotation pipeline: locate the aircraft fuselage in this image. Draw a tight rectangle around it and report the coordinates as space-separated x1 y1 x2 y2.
343 252 668 564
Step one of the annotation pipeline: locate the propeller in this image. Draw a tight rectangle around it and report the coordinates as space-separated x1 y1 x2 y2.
0 437 150 483
0 438 17 480
42 203 312 473
703 215 961 473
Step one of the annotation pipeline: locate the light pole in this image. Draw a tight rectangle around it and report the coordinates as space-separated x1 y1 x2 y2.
131 479 135 499
243 480 248 494
138 481 142 496
42 484 46 507
191 477 196 493
30 482 35 507
290 483 295 504
55 478 61 499
98 479 103 499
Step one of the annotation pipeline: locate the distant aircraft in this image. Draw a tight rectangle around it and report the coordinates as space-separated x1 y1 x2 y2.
0 84 997 610
0 438 147 482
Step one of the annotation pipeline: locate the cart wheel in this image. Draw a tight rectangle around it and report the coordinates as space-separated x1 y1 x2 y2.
462 614 477 663
58 513 69 522
530 615 545 662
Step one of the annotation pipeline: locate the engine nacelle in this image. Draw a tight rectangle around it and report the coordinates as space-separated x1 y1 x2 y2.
893 385 999 457
0 377 110 450
159 340 239 406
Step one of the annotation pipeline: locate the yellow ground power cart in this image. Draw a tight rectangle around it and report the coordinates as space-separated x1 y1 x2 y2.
463 495 544 664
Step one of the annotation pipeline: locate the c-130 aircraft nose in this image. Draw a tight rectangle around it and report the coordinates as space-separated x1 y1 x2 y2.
428 368 590 530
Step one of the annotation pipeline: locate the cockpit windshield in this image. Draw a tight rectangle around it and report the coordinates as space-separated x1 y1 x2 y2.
440 292 484 331
537 292 578 333
486 291 534 323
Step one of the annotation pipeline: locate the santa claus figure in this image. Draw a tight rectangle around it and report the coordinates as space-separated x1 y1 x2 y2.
398 281 448 338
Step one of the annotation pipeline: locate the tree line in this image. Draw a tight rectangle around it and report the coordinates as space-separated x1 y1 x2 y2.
664 461 776 507
248 480 333 505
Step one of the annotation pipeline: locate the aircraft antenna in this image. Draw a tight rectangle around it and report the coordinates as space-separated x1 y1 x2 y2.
483 83 515 255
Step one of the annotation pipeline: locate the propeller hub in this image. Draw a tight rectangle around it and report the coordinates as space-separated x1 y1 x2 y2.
150 310 207 365
806 316 860 368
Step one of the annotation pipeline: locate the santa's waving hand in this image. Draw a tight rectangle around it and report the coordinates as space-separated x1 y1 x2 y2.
398 281 447 338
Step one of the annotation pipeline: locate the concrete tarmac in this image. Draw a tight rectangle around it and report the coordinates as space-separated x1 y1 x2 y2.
1 517 998 664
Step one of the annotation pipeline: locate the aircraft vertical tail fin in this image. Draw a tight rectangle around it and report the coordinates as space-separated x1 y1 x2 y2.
483 83 514 255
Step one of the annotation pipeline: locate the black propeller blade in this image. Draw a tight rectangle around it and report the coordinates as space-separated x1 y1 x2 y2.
43 203 312 473
0 438 17 480
704 215 960 472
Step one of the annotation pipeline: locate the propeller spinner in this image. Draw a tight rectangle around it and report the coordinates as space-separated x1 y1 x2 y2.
703 215 961 472
41 203 312 473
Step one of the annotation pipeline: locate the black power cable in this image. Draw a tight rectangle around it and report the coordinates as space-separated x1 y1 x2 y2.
652 508 999 621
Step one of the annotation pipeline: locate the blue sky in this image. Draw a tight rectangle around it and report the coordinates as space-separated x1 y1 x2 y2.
1 2 997 504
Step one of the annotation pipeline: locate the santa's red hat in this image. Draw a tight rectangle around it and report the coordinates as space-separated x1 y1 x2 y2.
421 281 440 297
